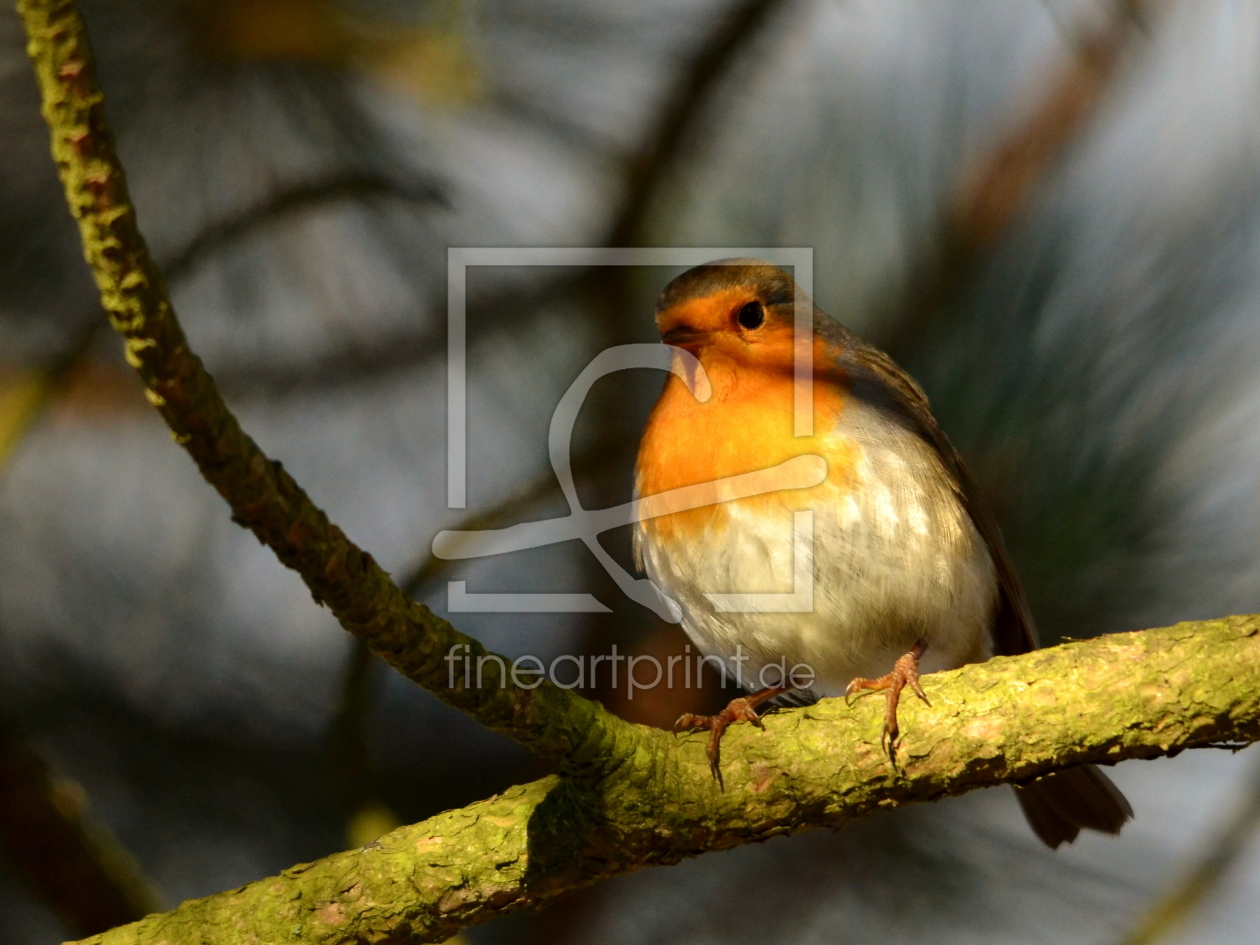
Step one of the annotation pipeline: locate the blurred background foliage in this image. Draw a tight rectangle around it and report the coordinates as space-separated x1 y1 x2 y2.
1 0 1260 942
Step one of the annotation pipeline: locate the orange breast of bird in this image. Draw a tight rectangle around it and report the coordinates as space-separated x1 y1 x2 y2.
635 332 859 544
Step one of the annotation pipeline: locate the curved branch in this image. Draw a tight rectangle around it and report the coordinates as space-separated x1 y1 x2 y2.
75 617 1260 945
16 0 628 772
324 429 640 823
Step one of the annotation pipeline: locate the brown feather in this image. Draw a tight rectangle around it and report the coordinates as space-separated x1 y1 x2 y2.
1015 766 1134 848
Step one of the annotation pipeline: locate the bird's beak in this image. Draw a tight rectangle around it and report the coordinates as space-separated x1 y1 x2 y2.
660 325 708 349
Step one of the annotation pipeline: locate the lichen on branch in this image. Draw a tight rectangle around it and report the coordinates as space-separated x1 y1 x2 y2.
73 617 1260 945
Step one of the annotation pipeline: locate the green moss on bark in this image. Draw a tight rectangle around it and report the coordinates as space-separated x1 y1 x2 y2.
77 618 1260 945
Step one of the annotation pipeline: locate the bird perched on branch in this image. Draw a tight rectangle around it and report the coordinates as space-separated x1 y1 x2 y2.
633 259 1132 848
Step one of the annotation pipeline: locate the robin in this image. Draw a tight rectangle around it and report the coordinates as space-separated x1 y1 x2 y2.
634 260 1131 848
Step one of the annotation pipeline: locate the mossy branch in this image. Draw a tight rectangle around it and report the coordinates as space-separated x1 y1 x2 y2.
14 0 630 773
70 617 1260 945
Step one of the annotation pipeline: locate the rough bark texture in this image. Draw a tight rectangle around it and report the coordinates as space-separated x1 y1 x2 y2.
72 617 1260 945
14 0 627 774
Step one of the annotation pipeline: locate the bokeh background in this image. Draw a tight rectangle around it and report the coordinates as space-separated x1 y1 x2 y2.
1 0 1260 942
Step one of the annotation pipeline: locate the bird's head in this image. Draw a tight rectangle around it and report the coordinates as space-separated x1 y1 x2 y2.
637 260 843 520
654 260 806 373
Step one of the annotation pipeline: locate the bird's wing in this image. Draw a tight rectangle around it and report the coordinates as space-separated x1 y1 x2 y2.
835 331 1039 656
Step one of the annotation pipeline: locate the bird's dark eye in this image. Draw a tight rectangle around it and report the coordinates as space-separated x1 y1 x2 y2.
736 300 765 330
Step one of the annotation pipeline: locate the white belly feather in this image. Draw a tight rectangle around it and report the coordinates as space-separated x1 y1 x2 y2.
634 401 997 695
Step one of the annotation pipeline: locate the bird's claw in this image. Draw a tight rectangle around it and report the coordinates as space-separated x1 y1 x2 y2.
845 640 931 767
673 687 791 789
673 712 706 733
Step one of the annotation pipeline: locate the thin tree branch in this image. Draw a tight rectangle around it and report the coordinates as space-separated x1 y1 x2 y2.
16 0 630 773
71 616 1260 945
322 424 638 832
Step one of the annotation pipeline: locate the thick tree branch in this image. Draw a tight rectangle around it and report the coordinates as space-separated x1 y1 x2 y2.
73 617 1260 945
15 0 629 772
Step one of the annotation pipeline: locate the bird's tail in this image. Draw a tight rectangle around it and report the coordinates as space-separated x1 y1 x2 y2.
1013 765 1133 849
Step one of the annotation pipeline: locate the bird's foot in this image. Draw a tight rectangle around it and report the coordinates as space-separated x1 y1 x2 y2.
675 685 791 789
844 640 931 764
